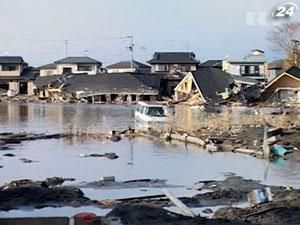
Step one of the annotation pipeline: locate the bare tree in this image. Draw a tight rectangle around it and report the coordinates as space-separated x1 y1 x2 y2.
267 22 300 69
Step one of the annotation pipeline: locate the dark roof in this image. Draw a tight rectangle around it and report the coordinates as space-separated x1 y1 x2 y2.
285 66 300 79
192 68 234 102
268 59 284 70
35 75 62 88
36 63 57 70
35 73 159 95
200 60 222 68
107 60 150 69
148 52 200 64
0 56 25 64
55 56 102 65
132 73 161 89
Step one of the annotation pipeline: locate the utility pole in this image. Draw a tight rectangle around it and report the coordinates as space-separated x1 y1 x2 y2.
141 46 147 63
64 40 69 57
291 39 300 66
126 35 134 72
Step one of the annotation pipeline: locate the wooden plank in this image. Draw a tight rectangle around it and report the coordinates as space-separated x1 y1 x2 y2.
162 188 196 217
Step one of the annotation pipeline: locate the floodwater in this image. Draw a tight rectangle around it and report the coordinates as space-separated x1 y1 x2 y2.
0 103 300 217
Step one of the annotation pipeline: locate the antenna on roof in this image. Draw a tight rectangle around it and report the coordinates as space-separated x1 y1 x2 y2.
126 35 134 72
84 50 89 56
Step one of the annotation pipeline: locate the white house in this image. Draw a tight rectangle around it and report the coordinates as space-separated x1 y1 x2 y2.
37 56 103 76
222 49 267 82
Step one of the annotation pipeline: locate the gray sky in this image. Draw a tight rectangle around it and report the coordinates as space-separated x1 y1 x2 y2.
0 0 299 66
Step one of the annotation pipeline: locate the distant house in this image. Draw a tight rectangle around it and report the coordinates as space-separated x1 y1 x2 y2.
35 73 161 103
106 60 151 73
222 49 267 82
268 59 284 81
174 68 235 104
148 52 200 74
37 56 103 76
0 56 35 95
200 59 258 89
262 67 300 104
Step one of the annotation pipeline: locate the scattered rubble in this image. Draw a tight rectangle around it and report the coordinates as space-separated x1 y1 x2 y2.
107 204 253 225
0 177 90 211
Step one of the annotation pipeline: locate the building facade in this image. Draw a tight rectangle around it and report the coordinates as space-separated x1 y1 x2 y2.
0 56 35 96
37 56 103 76
222 49 267 82
148 52 200 74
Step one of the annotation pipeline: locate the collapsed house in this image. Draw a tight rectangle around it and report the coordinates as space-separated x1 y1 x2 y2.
174 67 236 105
35 73 161 103
262 67 300 104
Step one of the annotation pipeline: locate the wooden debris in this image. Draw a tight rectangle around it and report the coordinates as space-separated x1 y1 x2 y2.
162 188 196 218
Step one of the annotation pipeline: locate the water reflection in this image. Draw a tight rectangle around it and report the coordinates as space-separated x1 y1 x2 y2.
0 103 135 133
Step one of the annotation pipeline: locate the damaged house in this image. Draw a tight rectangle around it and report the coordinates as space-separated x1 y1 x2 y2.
262 67 300 104
35 73 161 103
0 56 35 96
148 52 200 97
174 67 235 105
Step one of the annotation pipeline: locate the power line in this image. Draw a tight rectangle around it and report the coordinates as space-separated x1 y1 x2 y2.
0 35 133 42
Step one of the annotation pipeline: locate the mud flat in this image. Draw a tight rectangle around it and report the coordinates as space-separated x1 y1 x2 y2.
1 176 300 225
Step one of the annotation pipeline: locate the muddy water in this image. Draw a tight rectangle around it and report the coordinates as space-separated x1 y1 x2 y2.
0 103 300 217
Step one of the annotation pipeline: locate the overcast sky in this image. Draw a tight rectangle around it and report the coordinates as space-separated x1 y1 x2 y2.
0 0 299 66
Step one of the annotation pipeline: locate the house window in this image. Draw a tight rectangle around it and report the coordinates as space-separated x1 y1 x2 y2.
155 64 168 72
240 65 260 76
78 64 93 71
250 66 255 74
254 66 260 75
190 65 197 71
62 67 72 74
2 64 18 71
240 65 250 75
240 66 245 75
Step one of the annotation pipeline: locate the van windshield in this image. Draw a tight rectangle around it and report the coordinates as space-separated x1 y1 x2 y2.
146 107 166 117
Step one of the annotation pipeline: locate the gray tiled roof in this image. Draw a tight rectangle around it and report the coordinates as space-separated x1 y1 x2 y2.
200 60 222 68
35 75 62 88
0 56 25 64
55 56 102 65
192 68 234 102
148 52 200 64
35 73 159 95
286 66 300 79
36 63 57 70
107 60 150 69
132 73 161 89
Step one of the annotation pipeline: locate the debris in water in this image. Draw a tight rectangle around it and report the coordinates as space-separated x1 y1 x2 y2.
3 153 15 157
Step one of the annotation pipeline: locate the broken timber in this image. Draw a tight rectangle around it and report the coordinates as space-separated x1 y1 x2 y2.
162 188 196 218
